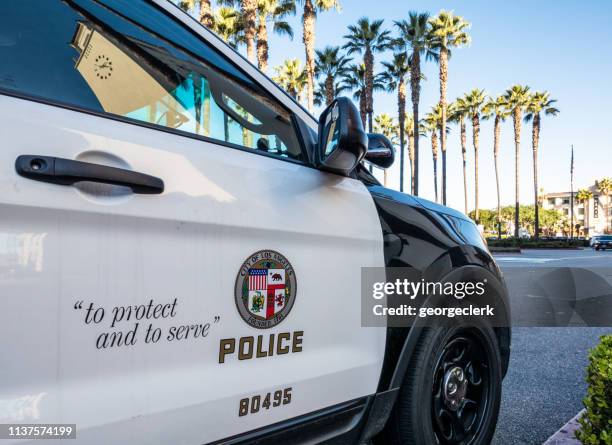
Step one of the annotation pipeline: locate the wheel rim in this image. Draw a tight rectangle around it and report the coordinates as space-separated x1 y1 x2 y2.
431 331 492 444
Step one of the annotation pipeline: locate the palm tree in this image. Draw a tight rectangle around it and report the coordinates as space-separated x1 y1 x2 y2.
576 189 593 236
463 89 486 223
374 113 399 186
422 105 448 203
299 0 341 112
241 0 258 62
394 12 437 196
428 10 470 205
482 95 510 238
341 63 384 128
315 46 350 106
178 0 214 27
211 6 244 47
422 112 439 202
381 53 410 192
343 18 390 132
255 0 295 72
597 178 612 232
314 80 346 107
273 59 307 99
449 98 469 214
503 85 531 237
524 91 559 239
404 113 416 194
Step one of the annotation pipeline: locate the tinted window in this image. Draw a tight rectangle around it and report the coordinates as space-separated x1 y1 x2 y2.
0 0 302 160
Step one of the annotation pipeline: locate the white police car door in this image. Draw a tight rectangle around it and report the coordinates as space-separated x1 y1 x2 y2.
0 1 385 443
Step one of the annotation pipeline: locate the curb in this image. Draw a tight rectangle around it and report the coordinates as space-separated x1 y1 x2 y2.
542 410 584 445
489 247 522 253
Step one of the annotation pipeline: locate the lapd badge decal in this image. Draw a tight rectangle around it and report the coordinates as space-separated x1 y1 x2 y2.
235 250 296 329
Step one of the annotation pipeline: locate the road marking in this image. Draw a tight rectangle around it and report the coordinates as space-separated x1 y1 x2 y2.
495 257 554 263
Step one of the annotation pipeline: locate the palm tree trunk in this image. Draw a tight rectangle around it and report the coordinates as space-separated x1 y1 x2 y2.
241 0 257 63
460 115 468 215
432 130 438 203
359 92 367 129
472 114 480 223
203 79 210 137
513 109 522 238
256 18 269 73
398 82 406 192
365 46 374 132
199 0 213 28
302 0 315 112
410 54 421 196
532 113 541 239
494 116 502 238
439 47 448 205
193 74 202 135
409 134 415 195
325 75 334 105
223 114 229 142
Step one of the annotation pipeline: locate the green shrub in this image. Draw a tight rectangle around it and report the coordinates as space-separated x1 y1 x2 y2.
576 335 612 445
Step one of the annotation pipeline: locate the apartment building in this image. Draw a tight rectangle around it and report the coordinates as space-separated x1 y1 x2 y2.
541 183 611 236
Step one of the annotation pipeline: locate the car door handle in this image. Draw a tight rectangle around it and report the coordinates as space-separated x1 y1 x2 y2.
15 155 164 195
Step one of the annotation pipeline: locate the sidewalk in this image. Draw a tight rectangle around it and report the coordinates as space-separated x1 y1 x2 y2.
542 410 583 445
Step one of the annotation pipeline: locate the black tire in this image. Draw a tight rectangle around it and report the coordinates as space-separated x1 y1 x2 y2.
383 324 502 445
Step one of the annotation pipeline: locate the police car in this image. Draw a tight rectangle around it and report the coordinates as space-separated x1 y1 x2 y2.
0 1 510 444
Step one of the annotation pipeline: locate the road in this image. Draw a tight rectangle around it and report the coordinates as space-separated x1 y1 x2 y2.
492 249 612 444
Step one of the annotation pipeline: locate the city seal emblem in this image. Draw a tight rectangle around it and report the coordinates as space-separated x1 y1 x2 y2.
234 250 297 329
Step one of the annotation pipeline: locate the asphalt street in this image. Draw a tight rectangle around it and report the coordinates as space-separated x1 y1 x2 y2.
491 249 612 445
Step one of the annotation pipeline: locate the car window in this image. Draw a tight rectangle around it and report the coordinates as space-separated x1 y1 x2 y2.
0 0 303 161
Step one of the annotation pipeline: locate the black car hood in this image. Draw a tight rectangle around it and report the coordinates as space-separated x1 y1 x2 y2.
410 195 472 222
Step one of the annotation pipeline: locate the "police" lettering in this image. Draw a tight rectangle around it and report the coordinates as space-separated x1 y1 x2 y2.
218 331 303 363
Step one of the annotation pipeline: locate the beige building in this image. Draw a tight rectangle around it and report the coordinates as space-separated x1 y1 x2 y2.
541 183 611 236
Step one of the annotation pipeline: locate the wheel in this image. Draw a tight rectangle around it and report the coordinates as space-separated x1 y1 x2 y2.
383 325 502 444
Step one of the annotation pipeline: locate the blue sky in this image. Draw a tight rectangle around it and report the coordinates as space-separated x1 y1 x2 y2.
201 1 612 211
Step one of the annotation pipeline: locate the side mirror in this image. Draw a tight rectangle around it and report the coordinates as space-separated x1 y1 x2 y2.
316 97 368 176
365 133 395 169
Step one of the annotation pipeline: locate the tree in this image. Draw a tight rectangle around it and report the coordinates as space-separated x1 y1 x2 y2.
470 205 565 237
255 0 295 73
241 0 258 62
463 89 486 223
596 177 612 233
482 95 510 238
272 59 307 99
178 0 214 28
422 111 439 202
404 114 416 194
315 46 350 106
428 10 470 205
343 18 390 132
211 6 244 47
381 53 410 192
341 63 384 128
422 105 449 203
524 91 559 239
374 113 399 186
394 12 437 196
449 98 469 214
503 84 531 237
299 0 341 112
576 189 593 236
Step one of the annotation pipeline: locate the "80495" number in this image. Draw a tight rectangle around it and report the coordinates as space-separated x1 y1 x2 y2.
238 387 292 417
